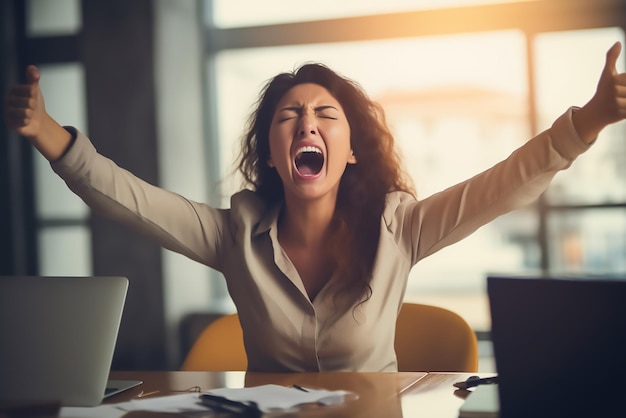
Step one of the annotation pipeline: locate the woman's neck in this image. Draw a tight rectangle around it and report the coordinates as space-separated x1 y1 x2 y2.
279 195 336 248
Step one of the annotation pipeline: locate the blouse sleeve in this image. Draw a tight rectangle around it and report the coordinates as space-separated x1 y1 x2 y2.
384 107 592 266
50 128 230 270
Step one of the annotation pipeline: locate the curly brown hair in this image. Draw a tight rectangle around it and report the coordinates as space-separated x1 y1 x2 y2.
237 63 415 305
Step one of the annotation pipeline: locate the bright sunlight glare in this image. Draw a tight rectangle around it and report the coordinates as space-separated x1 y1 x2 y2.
211 0 539 28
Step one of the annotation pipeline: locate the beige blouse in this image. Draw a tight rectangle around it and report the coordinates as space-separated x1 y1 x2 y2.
52 108 590 372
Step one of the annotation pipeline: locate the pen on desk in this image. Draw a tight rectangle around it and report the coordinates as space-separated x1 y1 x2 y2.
135 390 160 398
292 384 309 392
453 375 498 390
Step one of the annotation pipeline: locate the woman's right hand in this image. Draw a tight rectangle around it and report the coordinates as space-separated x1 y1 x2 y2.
5 65 47 138
4 65 72 161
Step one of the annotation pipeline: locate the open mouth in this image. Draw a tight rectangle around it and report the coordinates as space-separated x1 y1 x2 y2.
294 146 324 176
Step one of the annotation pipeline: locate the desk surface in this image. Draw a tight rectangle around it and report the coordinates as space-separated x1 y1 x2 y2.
107 370 476 417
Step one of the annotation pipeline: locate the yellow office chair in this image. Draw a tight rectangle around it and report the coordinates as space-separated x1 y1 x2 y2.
181 313 247 371
181 303 478 372
394 303 478 372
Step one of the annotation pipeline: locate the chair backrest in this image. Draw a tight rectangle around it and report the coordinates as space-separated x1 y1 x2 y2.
394 303 478 372
181 303 478 372
180 313 247 371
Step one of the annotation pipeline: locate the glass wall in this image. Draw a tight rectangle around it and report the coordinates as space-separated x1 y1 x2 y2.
26 0 81 37
534 28 626 276
35 64 91 276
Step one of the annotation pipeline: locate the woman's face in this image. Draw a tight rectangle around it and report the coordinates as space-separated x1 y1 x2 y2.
268 83 355 203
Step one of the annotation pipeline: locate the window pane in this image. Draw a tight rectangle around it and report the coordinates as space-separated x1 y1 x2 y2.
210 0 531 28
534 28 626 205
35 63 89 219
26 0 81 37
213 30 530 330
547 209 626 274
38 63 87 132
34 151 89 219
38 227 92 276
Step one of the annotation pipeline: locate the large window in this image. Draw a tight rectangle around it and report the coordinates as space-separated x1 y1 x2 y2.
535 29 626 275
205 1 626 331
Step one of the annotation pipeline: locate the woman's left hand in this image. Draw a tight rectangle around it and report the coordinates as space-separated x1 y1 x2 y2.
573 41 626 143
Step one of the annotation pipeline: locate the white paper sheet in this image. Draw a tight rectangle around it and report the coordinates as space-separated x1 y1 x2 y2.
60 385 354 416
208 384 354 411
60 404 127 418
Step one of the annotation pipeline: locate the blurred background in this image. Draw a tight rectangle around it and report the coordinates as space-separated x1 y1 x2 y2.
1 0 625 371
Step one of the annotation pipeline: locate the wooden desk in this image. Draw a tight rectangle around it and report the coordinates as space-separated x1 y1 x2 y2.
107 370 475 417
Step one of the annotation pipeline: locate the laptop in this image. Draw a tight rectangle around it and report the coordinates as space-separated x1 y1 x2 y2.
0 276 142 407
487 275 626 418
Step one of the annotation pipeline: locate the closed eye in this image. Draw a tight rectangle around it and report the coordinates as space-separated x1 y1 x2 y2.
276 105 340 122
316 105 339 120
276 107 299 123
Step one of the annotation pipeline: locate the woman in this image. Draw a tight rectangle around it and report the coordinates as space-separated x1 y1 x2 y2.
5 42 626 372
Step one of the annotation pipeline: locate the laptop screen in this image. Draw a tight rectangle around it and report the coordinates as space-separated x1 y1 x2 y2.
487 275 626 418
0 276 129 407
